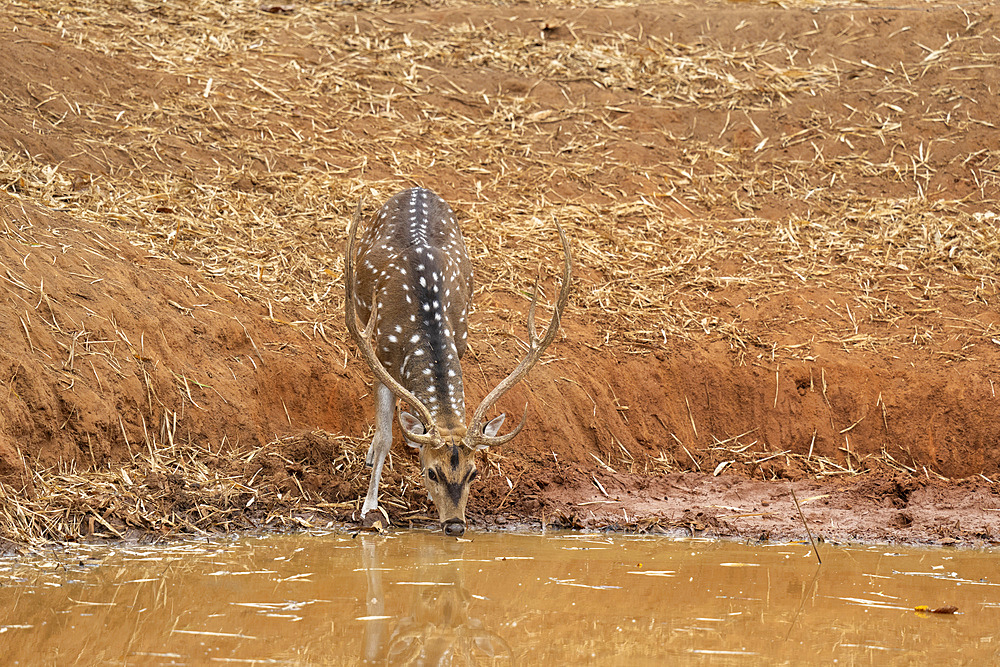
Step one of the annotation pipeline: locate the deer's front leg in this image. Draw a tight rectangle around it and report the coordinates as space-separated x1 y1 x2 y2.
361 382 394 524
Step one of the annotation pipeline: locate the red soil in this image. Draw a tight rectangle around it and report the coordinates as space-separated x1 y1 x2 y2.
1 1 999 546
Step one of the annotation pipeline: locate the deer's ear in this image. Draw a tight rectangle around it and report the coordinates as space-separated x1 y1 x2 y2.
483 413 506 438
399 411 426 448
473 414 506 450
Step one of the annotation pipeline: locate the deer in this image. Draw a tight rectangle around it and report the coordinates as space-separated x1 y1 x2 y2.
345 187 571 536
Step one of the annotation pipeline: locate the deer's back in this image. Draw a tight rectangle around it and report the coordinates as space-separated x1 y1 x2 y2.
352 188 473 425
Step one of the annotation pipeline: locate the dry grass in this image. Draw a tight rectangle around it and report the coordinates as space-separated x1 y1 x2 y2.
0 420 365 545
645 428 956 482
2 0 999 541
5 0 999 358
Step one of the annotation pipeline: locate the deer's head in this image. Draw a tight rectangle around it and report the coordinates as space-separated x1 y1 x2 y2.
399 415 508 536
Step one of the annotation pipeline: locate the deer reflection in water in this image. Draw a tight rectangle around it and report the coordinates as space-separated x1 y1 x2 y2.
361 536 514 665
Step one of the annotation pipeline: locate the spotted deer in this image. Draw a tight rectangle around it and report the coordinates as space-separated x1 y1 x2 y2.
345 187 571 536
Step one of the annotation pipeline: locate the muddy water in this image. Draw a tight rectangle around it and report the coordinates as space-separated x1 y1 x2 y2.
1 532 997 665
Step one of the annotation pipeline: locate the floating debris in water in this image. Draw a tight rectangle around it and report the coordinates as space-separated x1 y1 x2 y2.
915 605 959 615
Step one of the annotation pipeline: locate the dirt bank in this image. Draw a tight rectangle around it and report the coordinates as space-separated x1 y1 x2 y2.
1 0 999 547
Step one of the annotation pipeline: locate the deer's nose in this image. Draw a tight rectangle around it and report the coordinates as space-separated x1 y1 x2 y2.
443 520 466 537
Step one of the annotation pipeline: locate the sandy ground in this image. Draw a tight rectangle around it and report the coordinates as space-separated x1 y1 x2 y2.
1 0 999 547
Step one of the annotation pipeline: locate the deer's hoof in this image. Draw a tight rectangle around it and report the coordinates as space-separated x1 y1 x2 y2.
361 510 388 532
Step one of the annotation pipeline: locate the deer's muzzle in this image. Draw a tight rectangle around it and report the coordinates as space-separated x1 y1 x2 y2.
443 519 466 537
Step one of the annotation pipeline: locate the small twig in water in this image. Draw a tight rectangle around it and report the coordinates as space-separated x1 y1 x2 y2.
790 486 821 565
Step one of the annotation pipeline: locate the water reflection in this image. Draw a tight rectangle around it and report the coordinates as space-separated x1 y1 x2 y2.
0 533 997 664
361 536 513 665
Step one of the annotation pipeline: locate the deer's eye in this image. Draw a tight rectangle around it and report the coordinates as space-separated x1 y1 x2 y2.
427 468 440 483
468 469 478 483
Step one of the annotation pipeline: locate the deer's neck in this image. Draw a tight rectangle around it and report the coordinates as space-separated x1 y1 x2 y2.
373 277 468 429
